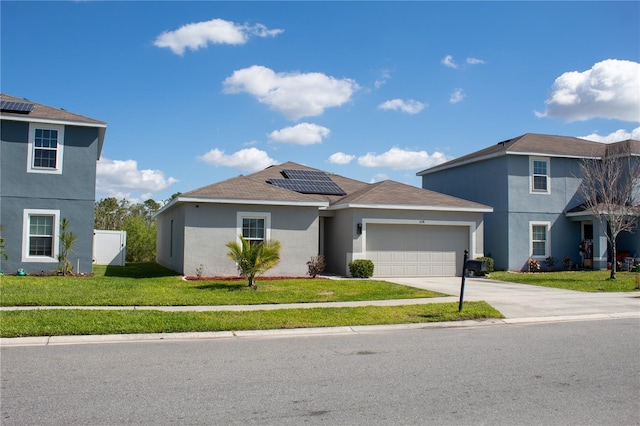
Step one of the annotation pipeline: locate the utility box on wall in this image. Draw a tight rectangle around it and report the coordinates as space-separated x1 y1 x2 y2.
93 230 127 266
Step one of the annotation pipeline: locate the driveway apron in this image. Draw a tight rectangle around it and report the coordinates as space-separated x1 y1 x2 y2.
382 276 640 319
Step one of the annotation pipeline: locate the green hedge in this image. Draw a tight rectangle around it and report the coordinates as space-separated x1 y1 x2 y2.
349 259 375 278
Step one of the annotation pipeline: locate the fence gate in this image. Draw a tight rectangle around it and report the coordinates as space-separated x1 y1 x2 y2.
93 230 127 266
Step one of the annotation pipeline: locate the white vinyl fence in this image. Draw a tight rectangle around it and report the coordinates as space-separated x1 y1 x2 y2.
93 230 127 266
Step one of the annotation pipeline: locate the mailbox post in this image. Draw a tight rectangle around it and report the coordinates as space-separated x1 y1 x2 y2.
458 250 469 312
458 251 487 312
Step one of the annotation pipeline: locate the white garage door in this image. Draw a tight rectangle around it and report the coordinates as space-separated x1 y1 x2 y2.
366 224 469 277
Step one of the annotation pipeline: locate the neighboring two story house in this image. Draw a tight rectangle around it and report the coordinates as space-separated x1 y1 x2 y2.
418 133 640 271
0 94 107 275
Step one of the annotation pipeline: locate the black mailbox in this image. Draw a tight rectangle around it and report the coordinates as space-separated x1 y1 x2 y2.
465 260 487 273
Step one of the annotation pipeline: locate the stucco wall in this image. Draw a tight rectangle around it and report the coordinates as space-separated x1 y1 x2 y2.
0 120 99 274
156 203 186 274
160 202 320 277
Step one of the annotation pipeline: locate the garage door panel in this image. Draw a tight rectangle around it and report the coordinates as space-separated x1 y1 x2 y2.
366 224 468 277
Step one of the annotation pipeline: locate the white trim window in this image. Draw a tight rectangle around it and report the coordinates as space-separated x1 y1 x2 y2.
530 221 550 258
237 212 271 246
530 157 550 194
22 209 60 262
27 123 64 174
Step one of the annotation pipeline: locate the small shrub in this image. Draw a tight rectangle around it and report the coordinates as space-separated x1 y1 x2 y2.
563 256 572 270
544 256 557 271
527 258 541 273
195 264 204 280
306 255 326 278
348 259 374 278
474 256 494 275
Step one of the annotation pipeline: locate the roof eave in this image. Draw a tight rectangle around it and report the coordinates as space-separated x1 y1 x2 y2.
155 196 329 216
1 114 107 160
328 202 493 213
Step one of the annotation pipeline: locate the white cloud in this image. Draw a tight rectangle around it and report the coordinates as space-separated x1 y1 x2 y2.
328 152 355 165
154 18 283 55
268 123 330 145
374 69 391 89
222 65 359 120
535 59 640 122
378 99 426 114
466 57 485 65
441 55 458 69
449 88 465 104
197 147 278 172
357 147 451 170
96 158 178 198
578 126 640 143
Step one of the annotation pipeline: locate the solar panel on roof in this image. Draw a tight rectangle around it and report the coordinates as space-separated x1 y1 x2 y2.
1 100 35 114
282 169 332 181
269 178 346 196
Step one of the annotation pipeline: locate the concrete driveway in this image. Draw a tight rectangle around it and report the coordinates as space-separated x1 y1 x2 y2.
384 276 640 320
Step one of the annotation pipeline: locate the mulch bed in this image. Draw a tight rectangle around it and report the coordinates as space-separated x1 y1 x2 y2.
184 276 313 281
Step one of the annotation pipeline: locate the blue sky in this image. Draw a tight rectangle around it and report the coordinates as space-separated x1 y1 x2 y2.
2 1 639 202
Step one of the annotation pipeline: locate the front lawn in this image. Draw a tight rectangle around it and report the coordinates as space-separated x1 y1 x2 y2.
0 263 447 306
488 270 640 292
0 302 503 338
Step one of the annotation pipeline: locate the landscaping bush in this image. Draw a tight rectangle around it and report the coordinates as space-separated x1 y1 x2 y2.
527 258 541 272
474 256 494 275
349 259 374 278
306 255 326 278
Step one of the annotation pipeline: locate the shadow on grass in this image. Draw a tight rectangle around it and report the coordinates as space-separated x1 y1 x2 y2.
193 282 249 292
103 262 180 279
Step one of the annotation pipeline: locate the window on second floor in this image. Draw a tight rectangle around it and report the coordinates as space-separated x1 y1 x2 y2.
27 123 64 174
530 157 550 194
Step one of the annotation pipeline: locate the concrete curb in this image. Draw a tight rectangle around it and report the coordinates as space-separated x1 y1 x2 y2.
2 311 638 347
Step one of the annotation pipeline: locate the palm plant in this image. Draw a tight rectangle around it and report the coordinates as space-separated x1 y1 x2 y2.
57 218 77 275
226 235 281 289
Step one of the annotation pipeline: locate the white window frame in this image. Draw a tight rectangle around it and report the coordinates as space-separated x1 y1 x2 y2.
530 156 550 194
236 212 271 245
22 209 60 263
530 221 551 259
27 123 64 174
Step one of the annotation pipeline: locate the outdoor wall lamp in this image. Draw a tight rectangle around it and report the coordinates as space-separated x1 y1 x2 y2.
357 223 362 234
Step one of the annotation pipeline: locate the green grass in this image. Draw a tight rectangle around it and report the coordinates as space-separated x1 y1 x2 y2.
0 263 446 306
0 302 503 338
488 270 640 292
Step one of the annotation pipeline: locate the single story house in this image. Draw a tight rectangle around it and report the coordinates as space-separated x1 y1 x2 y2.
155 162 492 278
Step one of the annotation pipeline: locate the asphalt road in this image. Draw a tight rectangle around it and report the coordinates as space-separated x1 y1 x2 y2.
2 318 639 425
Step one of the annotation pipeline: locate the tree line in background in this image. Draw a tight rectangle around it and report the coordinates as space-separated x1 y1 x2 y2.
94 198 162 263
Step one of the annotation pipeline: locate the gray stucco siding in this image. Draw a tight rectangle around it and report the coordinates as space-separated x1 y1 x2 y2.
1 121 99 200
168 203 320 277
422 156 509 213
1 120 99 275
0 197 95 274
507 156 583 214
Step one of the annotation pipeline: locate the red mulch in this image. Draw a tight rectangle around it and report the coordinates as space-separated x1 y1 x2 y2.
185 276 314 281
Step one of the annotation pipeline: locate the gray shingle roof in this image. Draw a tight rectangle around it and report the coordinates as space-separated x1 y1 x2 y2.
1 93 107 159
177 161 491 212
0 93 106 126
417 133 640 176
